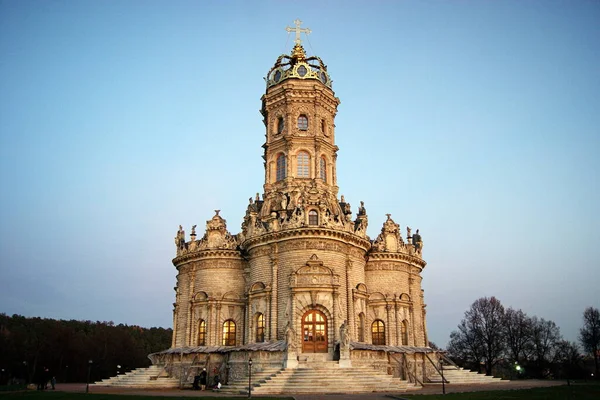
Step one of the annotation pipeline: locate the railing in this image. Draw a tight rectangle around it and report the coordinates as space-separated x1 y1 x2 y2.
439 352 460 369
424 353 449 384
390 353 423 386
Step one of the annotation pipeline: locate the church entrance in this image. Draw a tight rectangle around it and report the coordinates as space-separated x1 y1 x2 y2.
302 310 327 353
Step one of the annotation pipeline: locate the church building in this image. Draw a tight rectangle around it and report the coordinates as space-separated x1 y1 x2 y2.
152 21 436 391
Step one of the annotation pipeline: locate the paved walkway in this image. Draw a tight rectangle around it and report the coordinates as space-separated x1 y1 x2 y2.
54 380 565 399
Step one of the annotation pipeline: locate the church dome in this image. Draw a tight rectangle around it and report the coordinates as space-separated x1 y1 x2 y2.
265 20 332 89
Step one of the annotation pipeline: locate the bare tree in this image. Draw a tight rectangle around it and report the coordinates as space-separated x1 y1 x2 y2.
579 306 600 379
448 297 505 375
554 340 582 382
448 319 484 371
530 317 562 378
504 307 533 363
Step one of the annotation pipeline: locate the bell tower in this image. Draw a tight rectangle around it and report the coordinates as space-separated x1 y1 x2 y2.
259 20 341 220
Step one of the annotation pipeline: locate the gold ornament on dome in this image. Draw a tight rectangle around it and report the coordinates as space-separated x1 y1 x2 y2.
265 21 332 89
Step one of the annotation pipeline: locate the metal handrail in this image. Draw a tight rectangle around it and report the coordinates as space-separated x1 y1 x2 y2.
424 353 449 384
390 353 423 386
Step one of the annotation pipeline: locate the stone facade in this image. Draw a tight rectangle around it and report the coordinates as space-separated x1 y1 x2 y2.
166 37 430 379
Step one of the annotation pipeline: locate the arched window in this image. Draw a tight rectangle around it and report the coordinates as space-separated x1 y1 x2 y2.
319 157 326 182
256 313 265 343
372 320 385 345
401 320 408 345
320 119 326 134
308 210 318 226
297 151 309 178
222 320 236 346
298 114 308 130
198 319 206 346
277 116 284 134
358 313 365 342
276 154 287 181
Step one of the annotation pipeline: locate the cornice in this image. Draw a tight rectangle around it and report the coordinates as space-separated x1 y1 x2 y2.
242 227 371 253
173 249 243 267
367 252 427 269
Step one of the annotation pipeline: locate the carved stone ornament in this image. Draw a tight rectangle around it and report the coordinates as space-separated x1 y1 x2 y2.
290 254 340 288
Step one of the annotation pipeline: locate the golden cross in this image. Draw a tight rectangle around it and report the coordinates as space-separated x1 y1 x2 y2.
286 19 311 46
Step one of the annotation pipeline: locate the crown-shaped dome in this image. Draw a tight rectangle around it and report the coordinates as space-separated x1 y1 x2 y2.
266 44 331 89
266 20 332 89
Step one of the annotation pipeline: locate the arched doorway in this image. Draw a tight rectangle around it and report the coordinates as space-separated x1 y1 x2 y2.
302 309 327 353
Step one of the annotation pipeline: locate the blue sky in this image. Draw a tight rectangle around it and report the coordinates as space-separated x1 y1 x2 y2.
0 0 598 348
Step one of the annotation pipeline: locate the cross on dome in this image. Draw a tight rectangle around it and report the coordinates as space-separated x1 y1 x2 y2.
286 19 311 45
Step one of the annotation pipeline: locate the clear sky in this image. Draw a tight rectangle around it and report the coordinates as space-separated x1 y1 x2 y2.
1 0 598 348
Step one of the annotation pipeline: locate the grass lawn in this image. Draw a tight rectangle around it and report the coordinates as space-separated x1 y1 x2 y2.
402 383 600 400
0 392 293 400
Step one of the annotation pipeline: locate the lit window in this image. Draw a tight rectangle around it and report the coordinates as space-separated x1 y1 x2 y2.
222 320 236 346
401 320 408 346
298 115 308 130
308 210 318 226
319 157 326 182
372 320 385 345
256 313 265 342
198 320 206 346
276 154 287 181
297 151 309 178
277 117 284 134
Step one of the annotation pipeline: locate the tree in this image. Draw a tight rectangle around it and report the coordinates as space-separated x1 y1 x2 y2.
554 340 582 382
504 307 533 364
448 297 506 375
579 306 600 379
530 317 561 378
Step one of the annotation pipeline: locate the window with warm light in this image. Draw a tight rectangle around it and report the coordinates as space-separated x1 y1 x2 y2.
256 313 265 342
372 320 385 345
198 320 206 346
222 320 236 346
297 151 309 178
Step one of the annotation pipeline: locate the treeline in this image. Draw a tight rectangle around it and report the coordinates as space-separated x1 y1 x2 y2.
0 314 172 384
447 297 599 380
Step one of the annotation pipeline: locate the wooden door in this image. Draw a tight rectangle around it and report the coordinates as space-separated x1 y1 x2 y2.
302 310 327 353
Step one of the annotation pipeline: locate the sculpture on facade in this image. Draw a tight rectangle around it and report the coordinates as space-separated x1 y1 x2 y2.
285 322 297 352
413 229 423 252
339 320 350 348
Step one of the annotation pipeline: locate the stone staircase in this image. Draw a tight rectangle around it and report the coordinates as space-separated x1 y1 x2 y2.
93 365 180 388
220 361 410 395
430 365 508 384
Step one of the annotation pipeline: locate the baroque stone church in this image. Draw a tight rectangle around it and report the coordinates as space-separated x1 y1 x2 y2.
151 21 436 389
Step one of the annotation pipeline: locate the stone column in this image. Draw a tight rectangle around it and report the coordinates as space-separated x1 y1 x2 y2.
215 303 222 346
332 290 339 343
270 253 278 340
346 257 355 344
386 304 392 346
395 299 401 346
207 302 213 346
172 308 178 347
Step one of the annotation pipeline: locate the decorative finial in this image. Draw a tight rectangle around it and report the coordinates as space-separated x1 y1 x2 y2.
386 213 391 220
286 19 311 46
215 210 220 216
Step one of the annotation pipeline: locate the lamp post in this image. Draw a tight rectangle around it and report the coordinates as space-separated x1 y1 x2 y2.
117 365 121 375
86 360 93 393
248 357 253 398
440 358 445 395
